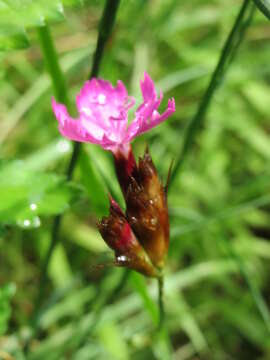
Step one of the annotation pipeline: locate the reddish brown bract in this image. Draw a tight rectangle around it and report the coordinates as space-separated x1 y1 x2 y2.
125 150 169 270
98 147 169 277
98 197 159 277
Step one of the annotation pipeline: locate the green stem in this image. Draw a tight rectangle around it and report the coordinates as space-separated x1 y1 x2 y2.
170 0 252 187
31 0 121 335
158 276 164 330
89 0 121 79
38 25 69 106
253 0 270 20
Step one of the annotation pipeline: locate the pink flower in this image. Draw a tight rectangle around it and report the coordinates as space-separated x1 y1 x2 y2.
52 72 175 154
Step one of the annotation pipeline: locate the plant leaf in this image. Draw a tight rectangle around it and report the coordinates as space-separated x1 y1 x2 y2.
0 0 82 51
0 161 81 227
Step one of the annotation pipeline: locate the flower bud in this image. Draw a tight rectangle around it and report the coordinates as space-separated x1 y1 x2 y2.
125 150 169 270
98 197 159 277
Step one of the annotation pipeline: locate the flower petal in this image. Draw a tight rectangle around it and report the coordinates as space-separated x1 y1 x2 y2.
52 97 102 144
126 72 175 141
140 72 158 102
75 78 133 147
76 78 129 120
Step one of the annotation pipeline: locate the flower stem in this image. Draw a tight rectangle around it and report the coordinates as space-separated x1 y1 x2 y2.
158 276 164 330
30 0 121 338
170 0 253 186
89 0 121 79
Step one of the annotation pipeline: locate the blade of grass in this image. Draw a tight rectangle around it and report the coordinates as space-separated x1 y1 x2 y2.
170 0 253 186
253 0 270 20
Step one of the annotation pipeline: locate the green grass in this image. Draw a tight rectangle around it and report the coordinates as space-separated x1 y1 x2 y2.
1 0 270 359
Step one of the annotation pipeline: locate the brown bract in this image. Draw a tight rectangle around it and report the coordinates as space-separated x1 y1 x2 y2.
125 150 169 270
98 197 159 277
99 147 169 277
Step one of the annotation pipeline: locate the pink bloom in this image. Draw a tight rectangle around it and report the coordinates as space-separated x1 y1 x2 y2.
52 72 175 154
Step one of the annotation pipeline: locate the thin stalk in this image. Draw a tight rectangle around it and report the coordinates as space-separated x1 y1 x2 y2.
38 25 69 105
225 2 256 70
31 0 121 333
89 0 121 79
158 276 164 330
253 0 270 20
170 0 252 186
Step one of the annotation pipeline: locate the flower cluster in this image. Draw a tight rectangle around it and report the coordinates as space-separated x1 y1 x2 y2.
52 72 175 277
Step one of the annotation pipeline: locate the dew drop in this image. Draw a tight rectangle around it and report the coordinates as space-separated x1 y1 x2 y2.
17 216 41 229
23 219 31 227
117 255 128 263
82 107 92 116
130 216 137 225
98 94 106 105
30 203 37 211
57 139 71 153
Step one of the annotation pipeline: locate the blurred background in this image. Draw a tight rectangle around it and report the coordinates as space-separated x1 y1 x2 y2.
1 0 270 359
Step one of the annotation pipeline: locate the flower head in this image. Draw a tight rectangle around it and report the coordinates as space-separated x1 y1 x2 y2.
98 148 170 275
98 196 159 277
52 72 175 154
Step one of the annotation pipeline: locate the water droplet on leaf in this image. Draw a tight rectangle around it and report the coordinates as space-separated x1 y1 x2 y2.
57 139 71 153
117 255 128 263
30 203 37 211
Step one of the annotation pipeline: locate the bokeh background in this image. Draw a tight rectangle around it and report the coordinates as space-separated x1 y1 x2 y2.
1 0 270 359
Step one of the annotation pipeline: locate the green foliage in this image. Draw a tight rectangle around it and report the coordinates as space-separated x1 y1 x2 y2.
0 0 82 51
0 161 81 227
0 283 15 335
2 0 270 359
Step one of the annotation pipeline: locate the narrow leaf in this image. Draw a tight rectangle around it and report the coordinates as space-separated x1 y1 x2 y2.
253 0 270 20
